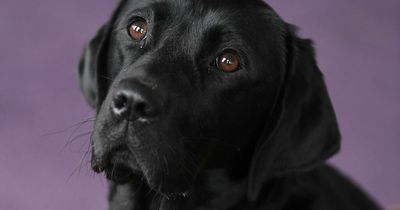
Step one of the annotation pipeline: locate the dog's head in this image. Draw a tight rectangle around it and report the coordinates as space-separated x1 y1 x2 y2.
79 0 340 200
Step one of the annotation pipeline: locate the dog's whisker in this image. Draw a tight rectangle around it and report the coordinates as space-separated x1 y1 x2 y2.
58 130 92 155
77 134 92 153
163 156 169 176
149 191 161 208
77 142 92 175
66 118 94 144
41 117 95 137
163 141 177 154
66 168 78 183
66 148 91 183
101 75 113 81
184 150 201 172
55 116 95 155
66 131 91 147
110 162 117 182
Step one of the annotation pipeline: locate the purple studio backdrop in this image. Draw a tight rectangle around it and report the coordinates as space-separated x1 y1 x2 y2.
0 0 399 209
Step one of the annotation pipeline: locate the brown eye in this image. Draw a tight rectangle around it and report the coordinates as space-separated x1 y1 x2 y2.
129 18 148 41
216 50 240 73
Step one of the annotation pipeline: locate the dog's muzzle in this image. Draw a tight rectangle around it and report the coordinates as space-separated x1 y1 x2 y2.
90 77 164 183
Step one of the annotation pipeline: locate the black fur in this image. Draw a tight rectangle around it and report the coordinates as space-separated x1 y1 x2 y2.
78 0 381 209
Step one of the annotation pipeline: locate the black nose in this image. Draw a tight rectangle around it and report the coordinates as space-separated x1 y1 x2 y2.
111 79 160 120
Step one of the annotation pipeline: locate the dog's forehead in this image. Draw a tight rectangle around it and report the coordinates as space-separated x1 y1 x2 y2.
117 0 277 52
121 0 269 14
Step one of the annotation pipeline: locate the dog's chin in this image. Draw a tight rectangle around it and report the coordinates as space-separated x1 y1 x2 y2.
146 172 192 197
103 149 143 184
102 153 192 197
105 163 141 184
105 166 191 199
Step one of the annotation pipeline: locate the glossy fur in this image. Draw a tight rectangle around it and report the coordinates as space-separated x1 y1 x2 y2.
78 0 381 209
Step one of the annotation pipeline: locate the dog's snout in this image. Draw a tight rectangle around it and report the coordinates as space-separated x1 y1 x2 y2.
111 79 161 121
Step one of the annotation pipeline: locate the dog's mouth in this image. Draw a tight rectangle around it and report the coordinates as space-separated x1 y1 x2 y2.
92 145 144 184
105 163 141 184
91 117 194 196
105 155 143 184
93 147 192 199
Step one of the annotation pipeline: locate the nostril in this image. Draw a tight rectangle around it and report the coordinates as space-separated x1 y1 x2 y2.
114 93 128 109
134 101 155 118
112 92 129 116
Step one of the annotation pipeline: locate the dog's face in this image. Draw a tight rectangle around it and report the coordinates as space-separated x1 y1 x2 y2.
79 0 340 200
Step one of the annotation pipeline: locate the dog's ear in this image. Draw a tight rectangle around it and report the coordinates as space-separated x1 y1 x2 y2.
78 0 127 108
248 27 341 201
78 23 110 108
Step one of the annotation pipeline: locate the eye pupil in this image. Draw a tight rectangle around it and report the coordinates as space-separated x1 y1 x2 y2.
217 51 240 73
129 19 147 41
221 57 231 64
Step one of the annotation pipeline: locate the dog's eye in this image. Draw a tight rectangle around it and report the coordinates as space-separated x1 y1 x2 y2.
216 50 240 73
128 18 148 41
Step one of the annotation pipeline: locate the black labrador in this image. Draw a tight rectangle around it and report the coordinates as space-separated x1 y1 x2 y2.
78 0 381 209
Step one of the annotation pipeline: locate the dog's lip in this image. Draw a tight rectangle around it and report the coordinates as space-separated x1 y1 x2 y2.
105 162 142 184
104 146 143 182
92 128 192 194
91 142 144 183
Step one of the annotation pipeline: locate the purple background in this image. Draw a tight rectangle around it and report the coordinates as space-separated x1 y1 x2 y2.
0 0 399 209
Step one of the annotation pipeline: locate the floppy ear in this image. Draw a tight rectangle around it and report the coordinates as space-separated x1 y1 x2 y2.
78 23 110 108
248 28 341 201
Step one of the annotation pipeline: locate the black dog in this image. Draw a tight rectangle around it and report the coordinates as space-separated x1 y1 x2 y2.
78 0 381 209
